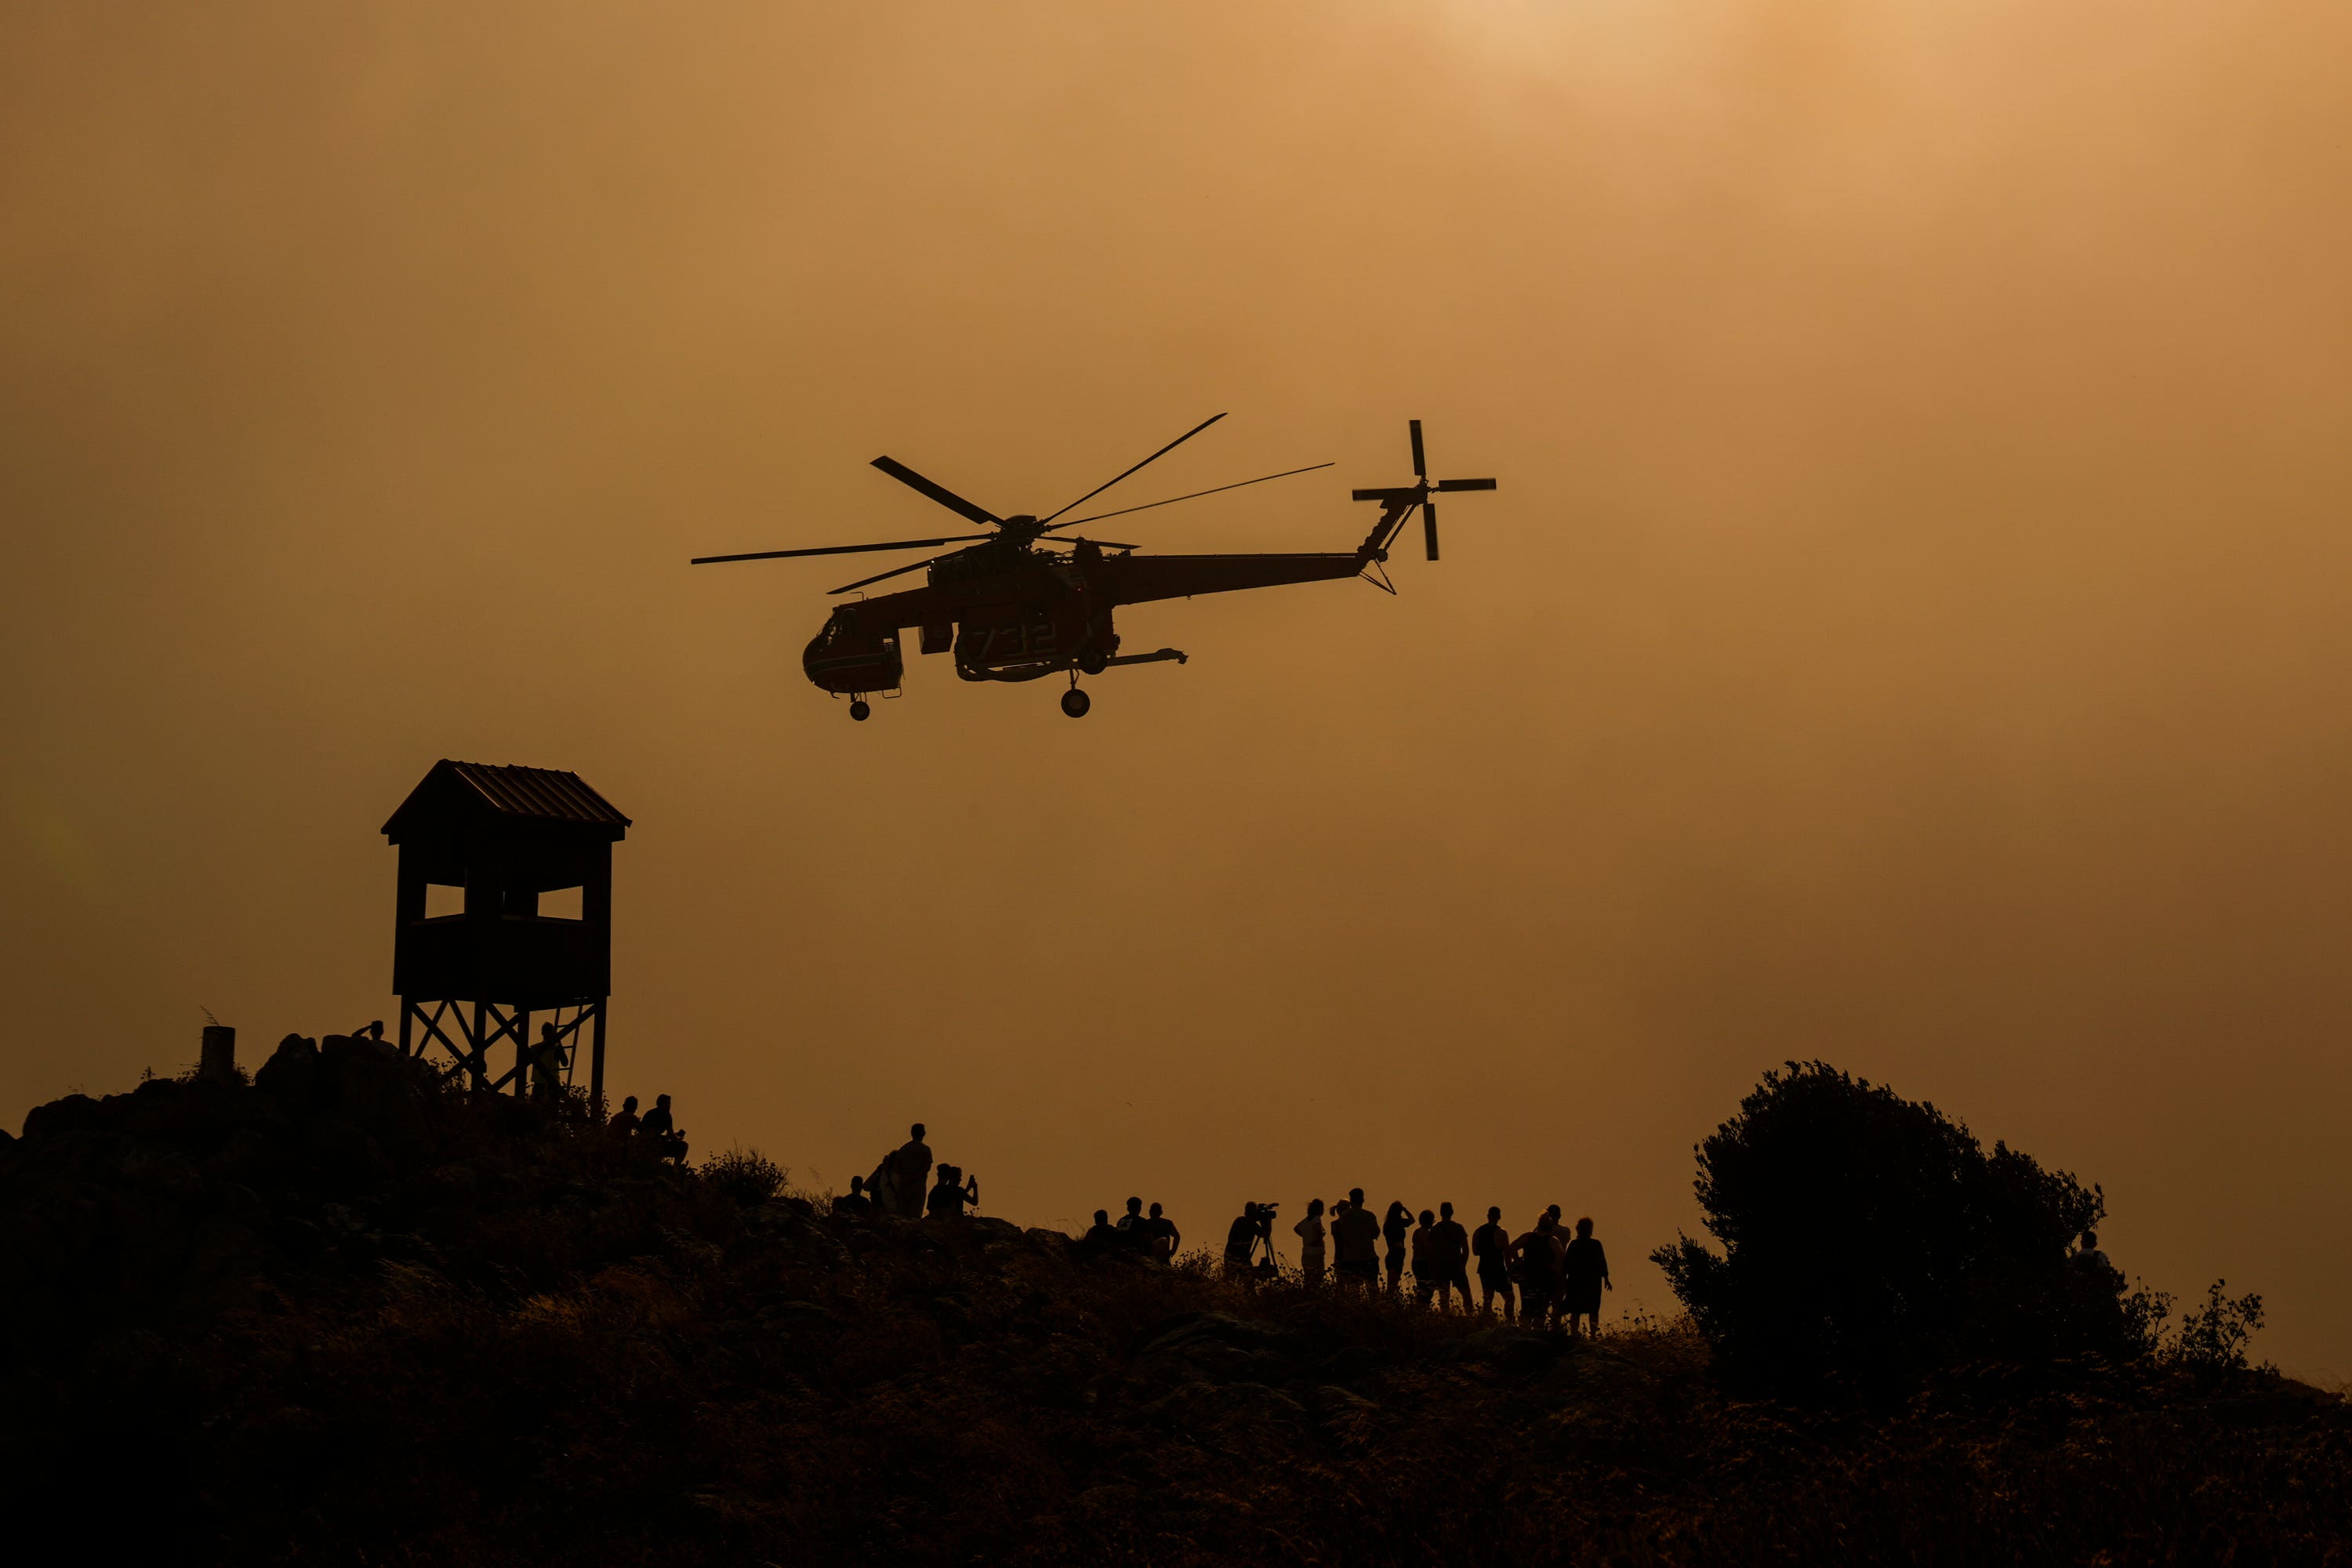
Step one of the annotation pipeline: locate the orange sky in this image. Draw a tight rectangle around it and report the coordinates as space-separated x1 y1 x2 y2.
5 2 2349 1377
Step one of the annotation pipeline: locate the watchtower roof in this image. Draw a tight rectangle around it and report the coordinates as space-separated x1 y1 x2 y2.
382 760 631 843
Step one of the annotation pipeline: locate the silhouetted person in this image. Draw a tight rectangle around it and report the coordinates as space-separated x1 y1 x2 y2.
1331 1189 1381 1287
927 1163 978 1218
1224 1202 1275 1279
1410 1210 1442 1305
1382 1200 1411 1293
1116 1195 1147 1246
1145 1202 1180 1264
2074 1229 2111 1273
833 1174 874 1218
1082 1209 1121 1254
530 1022 564 1102
640 1093 686 1163
1433 1201 1470 1311
1472 1206 1514 1320
608 1094 641 1135
1294 1198 1327 1286
2071 1229 2122 1298
357 1019 395 1058
893 1123 933 1218
1512 1213 1563 1328
1561 1216 1611 1337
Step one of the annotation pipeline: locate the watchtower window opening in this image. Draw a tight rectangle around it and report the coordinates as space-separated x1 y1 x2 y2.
423 882 465 920
539 885 583 920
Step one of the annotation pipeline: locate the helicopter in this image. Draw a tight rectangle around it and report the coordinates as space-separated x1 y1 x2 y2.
690 416 1496 720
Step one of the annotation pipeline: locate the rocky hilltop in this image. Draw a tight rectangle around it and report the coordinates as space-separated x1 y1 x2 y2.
2 1041 2345 1565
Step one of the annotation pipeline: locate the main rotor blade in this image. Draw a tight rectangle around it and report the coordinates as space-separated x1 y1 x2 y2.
828 554 946 595
691 533 991 565
1409 419 1426 480
1038 412 1226 524
870 456 1000 525
1422 499 1439 561
1036 534 1140 551
1435 477 1496 492
1047 462 1334 531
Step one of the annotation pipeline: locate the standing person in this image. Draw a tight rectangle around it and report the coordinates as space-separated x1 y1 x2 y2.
529 1022 564 1102
1116 1196 1147 1245
1294 1198 1328 1287
1224 1202 1273 1279
1512 1213 1564 1329
1472 1206 1514 1320
894 1123 933 1218
1410 1210 1441 1305
1145 1202 1181 1264
1331 1189 1381 1288
1561 1216 1612 1337
1432 1202 1471 1312
1382 1201 1412 1294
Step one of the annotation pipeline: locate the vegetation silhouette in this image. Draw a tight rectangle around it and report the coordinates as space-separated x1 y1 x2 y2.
1651 1061 2251 1397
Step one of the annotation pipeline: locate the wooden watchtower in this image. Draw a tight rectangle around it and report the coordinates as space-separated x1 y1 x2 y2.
383 760 632 1102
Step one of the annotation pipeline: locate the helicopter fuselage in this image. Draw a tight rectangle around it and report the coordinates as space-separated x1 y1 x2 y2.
800 535 1375 697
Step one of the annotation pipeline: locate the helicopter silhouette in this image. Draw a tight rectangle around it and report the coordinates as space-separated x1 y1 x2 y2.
691 416 1496 720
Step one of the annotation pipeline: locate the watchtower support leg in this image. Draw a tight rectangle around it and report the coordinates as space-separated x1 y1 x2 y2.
514 1007 531 1098
590 1000 608 1113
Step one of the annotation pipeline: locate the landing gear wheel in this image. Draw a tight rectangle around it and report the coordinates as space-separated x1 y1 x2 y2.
1077 647 1109 676
848 700 871 722
1060 688 1091 719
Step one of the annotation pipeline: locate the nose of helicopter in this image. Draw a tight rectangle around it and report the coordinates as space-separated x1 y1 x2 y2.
802 610 903 695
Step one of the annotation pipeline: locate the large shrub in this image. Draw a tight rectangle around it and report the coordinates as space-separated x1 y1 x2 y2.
1653 1062 2140 1392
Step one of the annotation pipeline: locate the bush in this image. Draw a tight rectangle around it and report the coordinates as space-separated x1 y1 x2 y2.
1652 1062 2140 1394
699 1144 786 1207
2165 1279 2265 1379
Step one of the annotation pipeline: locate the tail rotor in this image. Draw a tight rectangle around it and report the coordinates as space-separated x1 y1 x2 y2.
1353 419 1496 564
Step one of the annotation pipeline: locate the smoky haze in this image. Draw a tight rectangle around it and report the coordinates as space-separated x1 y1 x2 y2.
4 3 2348 1376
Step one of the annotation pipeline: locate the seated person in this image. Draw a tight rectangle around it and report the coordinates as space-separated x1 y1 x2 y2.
638 1094 688 1163
925 1163 979 1218
1081 1208 1123 1254
832 1174 875 1218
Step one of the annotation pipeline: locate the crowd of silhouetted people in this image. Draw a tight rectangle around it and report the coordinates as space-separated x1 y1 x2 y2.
1069 1190 1608 1330
1080 1198 1183 1262
737 1112 1617 1333
607 1091 688 1163
1250 1190 1613 1332
821 1136 1614 1333
826 1123 981 1220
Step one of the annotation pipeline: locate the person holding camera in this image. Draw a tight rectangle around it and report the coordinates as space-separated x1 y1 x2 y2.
1223 1200 1276 1279
925 1163 978 1218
